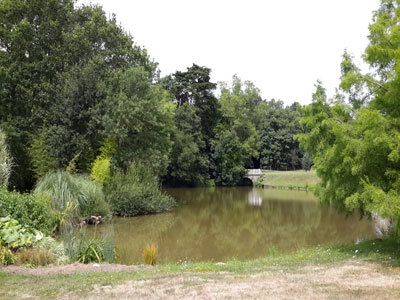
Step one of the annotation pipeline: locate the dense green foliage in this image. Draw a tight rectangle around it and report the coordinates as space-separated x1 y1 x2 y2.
297 0 400 228
259 101 303 170
0 0 307 191
0 0 157 189
0 188 56 234
106 163 176 216
33 171 111 225
0 216 43 250
212 130 247 186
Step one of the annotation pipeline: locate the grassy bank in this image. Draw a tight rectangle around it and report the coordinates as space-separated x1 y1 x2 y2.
260 170 320 189
1 238 399 299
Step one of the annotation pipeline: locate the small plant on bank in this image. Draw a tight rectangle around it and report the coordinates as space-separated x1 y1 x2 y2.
143 243 158 265
0 246 16 265
254 176 264 187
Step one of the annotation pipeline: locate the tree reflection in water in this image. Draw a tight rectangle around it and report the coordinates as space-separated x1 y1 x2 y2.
91 187 377 264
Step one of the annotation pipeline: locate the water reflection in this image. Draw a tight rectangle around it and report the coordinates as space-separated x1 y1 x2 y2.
248 189 262 206
93 187 377 264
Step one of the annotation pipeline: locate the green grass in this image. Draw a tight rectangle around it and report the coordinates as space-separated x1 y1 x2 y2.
1 237 399 299
261 170 320 189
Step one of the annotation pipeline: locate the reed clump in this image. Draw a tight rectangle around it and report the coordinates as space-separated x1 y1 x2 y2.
143 243 158 266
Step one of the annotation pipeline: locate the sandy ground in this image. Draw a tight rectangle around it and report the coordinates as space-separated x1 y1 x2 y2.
2 261 400 299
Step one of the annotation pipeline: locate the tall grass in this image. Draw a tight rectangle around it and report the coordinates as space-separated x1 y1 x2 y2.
62 227 115 264
34 171 111 227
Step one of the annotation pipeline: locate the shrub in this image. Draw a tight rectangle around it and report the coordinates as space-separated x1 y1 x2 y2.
33 171 111 225
90 157 111 186
0 189 56 234
106 163 176 216
0 128 12 188
143 243 157 265
89 137 116 186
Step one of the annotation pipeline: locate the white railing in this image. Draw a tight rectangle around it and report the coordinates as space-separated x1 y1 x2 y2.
246 169 262 176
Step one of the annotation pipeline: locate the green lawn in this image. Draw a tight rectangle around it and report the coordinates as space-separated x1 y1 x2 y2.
260 170 320 188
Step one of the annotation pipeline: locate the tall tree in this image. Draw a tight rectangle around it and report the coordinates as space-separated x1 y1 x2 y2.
165 104 210 186
0 0 157 188
218 75 261 167
161 64 219 143
101 67 175 176
297 0 400 225
259 100 302 170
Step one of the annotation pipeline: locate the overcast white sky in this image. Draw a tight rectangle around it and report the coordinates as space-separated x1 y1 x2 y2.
78 0 380 105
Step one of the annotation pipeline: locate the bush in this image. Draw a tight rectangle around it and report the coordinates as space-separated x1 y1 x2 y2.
0 189 56 234
89 137 116 186
0 128 12 188
33 171 111 225
90 157 111 186
106 163 176 216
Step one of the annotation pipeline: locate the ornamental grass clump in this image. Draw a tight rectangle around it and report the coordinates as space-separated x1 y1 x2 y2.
62 230 115 264
33 171 111 227
143 243 157 265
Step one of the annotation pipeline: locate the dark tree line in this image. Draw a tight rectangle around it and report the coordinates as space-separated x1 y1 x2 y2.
0 0 309 191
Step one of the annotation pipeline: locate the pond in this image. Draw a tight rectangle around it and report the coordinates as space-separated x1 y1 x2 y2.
94 187 377 264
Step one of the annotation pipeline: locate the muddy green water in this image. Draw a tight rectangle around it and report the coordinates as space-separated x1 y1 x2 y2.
95 187 377 264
